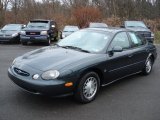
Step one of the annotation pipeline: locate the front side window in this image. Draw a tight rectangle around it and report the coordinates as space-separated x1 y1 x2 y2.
128 32 144 47
109 32 130 50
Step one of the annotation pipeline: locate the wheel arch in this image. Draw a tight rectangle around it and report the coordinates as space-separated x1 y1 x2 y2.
147 53 155 64
77 67 104 86
150 54 155 63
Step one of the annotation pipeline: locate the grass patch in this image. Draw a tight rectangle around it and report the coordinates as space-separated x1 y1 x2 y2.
155 31 160 44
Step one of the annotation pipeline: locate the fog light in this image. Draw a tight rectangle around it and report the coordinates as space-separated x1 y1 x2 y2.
33 74 39 80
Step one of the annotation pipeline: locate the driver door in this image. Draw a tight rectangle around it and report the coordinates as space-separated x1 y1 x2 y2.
104 32 134 83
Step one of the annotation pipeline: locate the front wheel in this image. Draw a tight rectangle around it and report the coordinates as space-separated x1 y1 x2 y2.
142 57 153 75
74 72 100 103
46 38 51 46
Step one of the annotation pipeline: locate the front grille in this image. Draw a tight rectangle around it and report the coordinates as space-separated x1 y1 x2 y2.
26 32 40 35
0 34 11 37
137 31 151 38
5 35 11 37
14 67 30 76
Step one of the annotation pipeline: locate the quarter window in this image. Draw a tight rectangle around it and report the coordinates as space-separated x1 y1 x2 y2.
109 32 130 50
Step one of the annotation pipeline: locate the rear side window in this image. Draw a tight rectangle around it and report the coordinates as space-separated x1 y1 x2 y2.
128 32 145 47
109 32 130 50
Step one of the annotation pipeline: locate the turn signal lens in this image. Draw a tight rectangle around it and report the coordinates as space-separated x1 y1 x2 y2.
65 82 73 87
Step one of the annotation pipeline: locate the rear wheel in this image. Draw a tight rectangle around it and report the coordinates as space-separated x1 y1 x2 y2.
142 57 153 75
74 72 100 103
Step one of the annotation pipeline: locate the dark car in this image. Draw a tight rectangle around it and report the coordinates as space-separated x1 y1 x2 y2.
8 28 157 103
122 21 154 43
0 24 26 43
61 25 79 39
89 22 108 28
20 19 58 45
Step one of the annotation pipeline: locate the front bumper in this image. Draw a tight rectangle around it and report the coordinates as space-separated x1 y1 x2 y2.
8 67 74 96
0 36 19 42
20 35 49 43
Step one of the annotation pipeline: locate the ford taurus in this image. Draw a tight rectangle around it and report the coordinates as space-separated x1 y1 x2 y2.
8 28 157 103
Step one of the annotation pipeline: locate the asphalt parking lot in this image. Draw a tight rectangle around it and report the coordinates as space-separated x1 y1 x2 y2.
0 43 160 120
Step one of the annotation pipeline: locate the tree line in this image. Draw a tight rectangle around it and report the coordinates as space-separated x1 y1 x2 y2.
0 0 160 30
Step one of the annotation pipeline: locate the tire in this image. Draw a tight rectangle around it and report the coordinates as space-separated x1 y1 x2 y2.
74 72 100 103
21 41 27 45
54 36 57 41
46 38 51 46
142 57 153 75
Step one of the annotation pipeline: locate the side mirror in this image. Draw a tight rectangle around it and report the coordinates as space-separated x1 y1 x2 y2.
147 26 151 29
112 46 123 52
51 25 55 28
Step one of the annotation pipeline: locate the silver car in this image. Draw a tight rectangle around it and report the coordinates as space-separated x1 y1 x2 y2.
61 26 79 39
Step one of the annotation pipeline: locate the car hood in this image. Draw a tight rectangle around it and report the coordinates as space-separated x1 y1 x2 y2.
0 30 19 35
16 46 98 71
126 27 151 32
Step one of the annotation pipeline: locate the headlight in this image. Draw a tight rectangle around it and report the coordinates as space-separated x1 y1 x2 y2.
12 33 18 37
151 33 154 37
62 34 65 38
41 31 48 35
41 70 60 80
20 31 25 35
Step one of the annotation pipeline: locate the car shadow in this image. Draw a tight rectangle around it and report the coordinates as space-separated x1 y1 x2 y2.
98 73 144 97
12 73 145 110
0 41 20 45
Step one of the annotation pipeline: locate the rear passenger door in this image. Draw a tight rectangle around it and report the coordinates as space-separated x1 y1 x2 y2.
127 32 149 72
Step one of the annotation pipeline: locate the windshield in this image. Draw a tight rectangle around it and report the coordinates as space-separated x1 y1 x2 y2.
27 22 49 28
63 26 79 32
2 24 21 31
125 21 147 28
89 23 108 28
58 30 111 53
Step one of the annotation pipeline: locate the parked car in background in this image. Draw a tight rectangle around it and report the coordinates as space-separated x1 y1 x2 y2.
88 22 108 28
0 24 26 43
61 25 79 39
20 19 58 46
121 21 154 43
8 28 157 103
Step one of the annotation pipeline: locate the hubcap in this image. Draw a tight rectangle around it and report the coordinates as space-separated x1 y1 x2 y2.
83 77 98 100
146 59 152 73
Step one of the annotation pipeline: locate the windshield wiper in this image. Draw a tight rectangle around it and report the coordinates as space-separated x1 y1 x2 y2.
29 25 35 28
61 45 90 53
